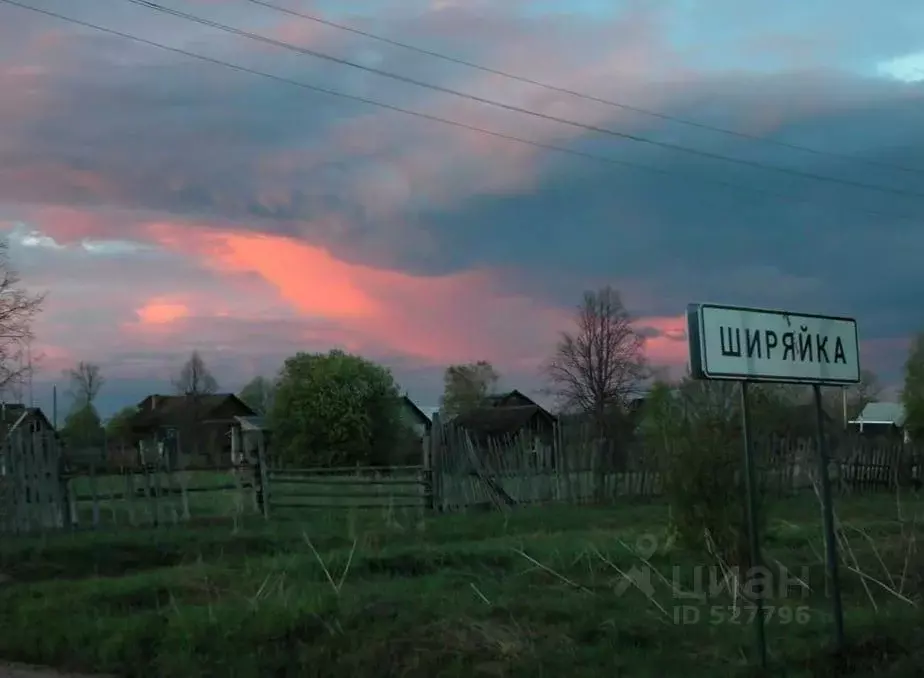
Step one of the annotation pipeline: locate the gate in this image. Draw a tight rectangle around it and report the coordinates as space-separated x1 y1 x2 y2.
0 429 66 533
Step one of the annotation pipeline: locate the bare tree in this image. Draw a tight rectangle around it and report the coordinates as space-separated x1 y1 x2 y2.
547 286 648 428
65 361 104 409
173 350 219 396
0 240 45 395
172 350 219 464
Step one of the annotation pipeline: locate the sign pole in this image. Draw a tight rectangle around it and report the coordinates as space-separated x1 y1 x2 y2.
739 380 767 669
812 384 845 650
687 303 859 661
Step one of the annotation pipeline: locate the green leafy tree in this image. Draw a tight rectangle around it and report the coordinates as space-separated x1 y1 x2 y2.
106 406 138 442
61 404 105 449
239 375 276 415
269 350 405 467
440 361 499 418
902 332 924 440
60 360 106 451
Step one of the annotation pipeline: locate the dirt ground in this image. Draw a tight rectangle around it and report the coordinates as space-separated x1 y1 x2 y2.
0 664 110 678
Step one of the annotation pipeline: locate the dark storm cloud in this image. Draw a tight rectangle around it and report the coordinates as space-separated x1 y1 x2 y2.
2 0 924 395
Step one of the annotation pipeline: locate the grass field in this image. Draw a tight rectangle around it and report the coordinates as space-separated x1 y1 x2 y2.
0 491 922 677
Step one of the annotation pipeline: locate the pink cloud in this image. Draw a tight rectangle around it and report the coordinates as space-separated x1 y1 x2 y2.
143 223 570 366
635 314 689 366
134 298 191 326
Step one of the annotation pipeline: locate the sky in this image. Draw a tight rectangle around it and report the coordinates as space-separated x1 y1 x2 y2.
0 0 922 418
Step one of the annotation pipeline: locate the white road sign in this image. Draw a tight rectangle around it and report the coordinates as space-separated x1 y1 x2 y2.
687 303 860 385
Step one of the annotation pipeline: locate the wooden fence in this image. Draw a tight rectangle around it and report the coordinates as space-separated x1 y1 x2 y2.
267 465 428 513
0 427 920 534
425 421 922 511
0 429 64 532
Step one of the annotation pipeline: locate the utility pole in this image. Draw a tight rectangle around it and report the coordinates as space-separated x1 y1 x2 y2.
26 337 33 408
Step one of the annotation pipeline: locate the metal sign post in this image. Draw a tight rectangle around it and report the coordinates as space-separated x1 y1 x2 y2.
739 380 767 668
687 303 859 661
813 384 845 649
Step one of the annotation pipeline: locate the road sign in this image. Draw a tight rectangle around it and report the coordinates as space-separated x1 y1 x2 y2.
687 303 860 385
686 301 854 659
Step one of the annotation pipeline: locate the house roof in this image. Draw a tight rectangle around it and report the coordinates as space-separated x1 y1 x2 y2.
235 415 268 431
849 402 906 427
453 404 553 437
0 404 55 432
484 389 537 408
131 393 255 430
400 395 432 427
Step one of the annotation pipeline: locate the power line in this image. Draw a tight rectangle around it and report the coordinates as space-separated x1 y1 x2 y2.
119 0 924 201
0 0 919 224
242 0 924 178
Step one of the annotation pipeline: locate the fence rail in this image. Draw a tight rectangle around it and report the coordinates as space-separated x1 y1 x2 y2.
268 465 429 511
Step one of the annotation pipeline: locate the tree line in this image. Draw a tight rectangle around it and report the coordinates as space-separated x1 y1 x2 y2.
39 287 924 466
0 230 919 465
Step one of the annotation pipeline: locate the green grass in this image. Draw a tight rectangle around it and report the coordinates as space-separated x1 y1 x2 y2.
0 492 922 677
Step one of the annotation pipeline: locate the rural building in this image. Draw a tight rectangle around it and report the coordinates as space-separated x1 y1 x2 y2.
0 404 57 475
848 402 909 442
229 415 270 466
453 390 557 468
399 395 432 437
0 403 55 437
129 393 257 467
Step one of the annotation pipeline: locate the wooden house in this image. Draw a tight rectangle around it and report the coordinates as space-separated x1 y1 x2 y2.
452 390 557 468
0 404 57 475
129 393 257 467
0 403 55 437
229 414 270 466
848 402 910 443
399 395 432 438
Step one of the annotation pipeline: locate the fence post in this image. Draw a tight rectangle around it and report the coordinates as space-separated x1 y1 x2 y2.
124 470 137 526
422 433 433 510
430 413 443 512
255 432 270 520
66 466 79 530
89 460 101 529
17 432 31 534
143 465 157 527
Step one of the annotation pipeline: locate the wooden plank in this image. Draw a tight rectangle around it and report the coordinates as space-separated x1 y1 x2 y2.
271 500 427 510
143 466 157 526
270 488 424 499
17 432 30 534
256 433 270 520
268 475 423 486
270 464 425 475
88 461 101 528
124 471 137 526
